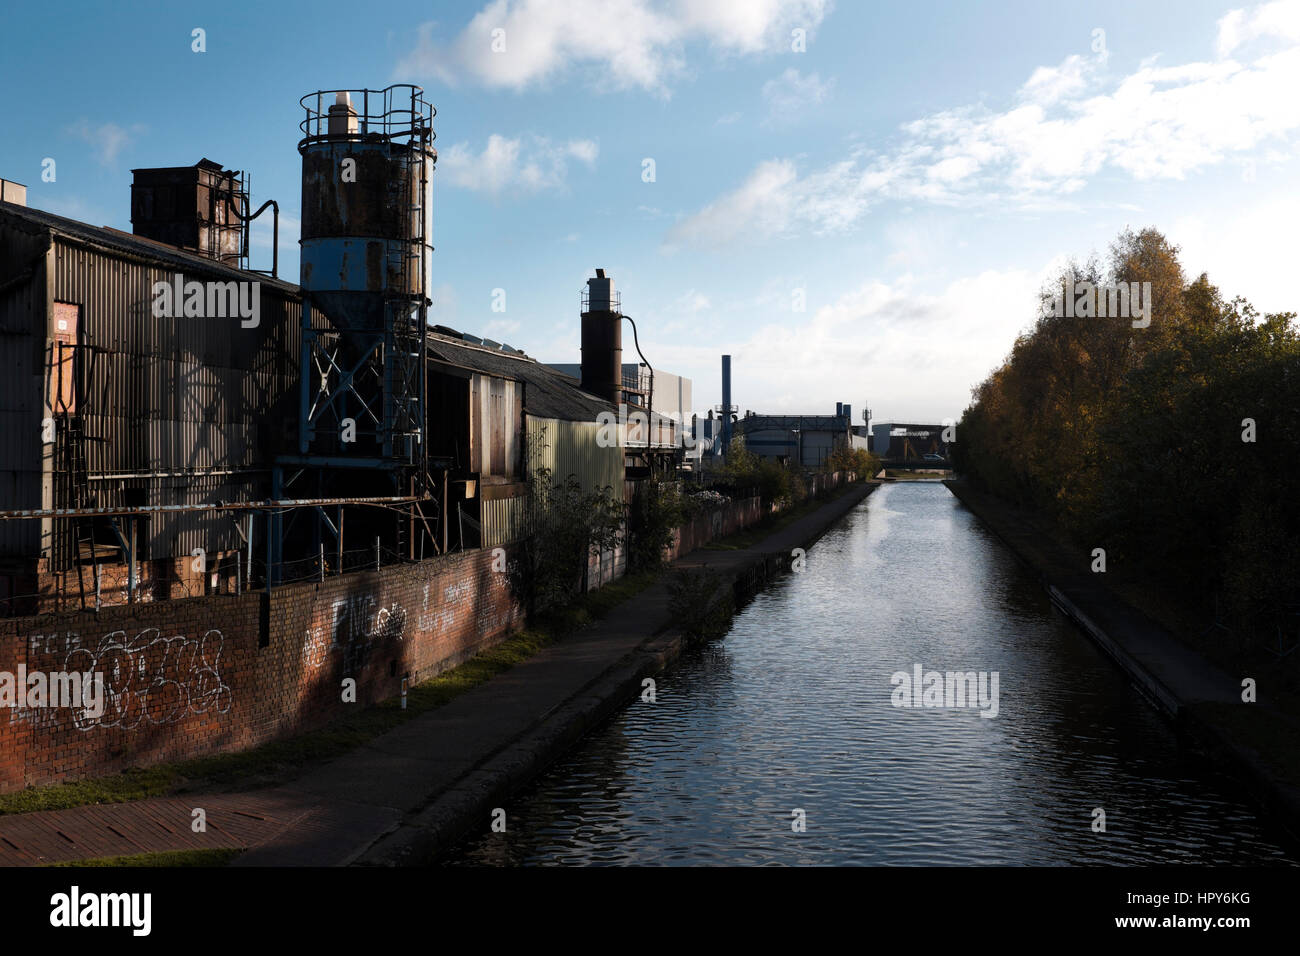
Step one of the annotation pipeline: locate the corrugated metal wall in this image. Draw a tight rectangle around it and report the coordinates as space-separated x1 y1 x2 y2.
525 414 623 497
479 415 624 547
0 226 47 558
37 238 302 560
480 494 529 548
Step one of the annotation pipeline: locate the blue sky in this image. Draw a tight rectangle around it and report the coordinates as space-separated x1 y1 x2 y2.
3 0 1298 424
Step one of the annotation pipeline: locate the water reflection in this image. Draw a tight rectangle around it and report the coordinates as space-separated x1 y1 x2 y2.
447 483 1297 866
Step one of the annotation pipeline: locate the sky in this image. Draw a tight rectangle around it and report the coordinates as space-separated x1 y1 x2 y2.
2 0 1298 425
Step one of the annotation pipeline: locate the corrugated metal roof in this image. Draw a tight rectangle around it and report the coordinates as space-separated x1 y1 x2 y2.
0 203 299 294
427 332 614 423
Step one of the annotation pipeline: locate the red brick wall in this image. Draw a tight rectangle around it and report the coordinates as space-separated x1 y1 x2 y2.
0 545 523 792
666 496 763 562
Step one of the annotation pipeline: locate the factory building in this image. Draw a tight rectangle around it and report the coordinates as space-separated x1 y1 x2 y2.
734 404 867 469
0 194 303 610
0 86 645 614
546 363 692 426
868 422 952 461
425 328 623 549
545 270 685 474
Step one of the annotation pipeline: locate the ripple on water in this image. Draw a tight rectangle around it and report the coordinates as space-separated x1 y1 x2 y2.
447 483 1299 867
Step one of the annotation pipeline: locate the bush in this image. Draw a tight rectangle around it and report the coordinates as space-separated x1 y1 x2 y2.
824 445 879 477
511 465 622 617
626 475 686 573
666 567 733 642
716 436 807 510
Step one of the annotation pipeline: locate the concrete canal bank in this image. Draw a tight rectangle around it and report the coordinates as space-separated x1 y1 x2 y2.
944 479 1300 844
231 481 880 865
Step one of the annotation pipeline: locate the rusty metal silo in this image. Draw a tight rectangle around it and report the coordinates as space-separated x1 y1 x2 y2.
270 86 437 579
294 85 435 462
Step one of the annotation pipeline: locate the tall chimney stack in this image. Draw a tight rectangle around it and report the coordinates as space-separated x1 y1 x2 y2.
721 354 732 455
580 268 622 406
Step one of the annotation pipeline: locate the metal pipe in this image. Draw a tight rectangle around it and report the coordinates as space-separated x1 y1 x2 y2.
0 494 427 521
127 520 136 603
224 193 280 278
621 313 653 421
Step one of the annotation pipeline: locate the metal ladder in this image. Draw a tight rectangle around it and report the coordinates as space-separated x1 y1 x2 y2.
385 113 432 559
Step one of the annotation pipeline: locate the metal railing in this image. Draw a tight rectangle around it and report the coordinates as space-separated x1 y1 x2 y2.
299 84 436 148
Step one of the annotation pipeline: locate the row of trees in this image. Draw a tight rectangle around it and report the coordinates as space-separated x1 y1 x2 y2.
953 227 1300 642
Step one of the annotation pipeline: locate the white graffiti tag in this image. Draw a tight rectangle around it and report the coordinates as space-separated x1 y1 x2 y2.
64 628 230 731
302 593 406 674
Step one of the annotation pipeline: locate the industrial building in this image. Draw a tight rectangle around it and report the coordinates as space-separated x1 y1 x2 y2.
0 85 652 614
868 422 952 462
545 270 686 475
734 404 868 469
546 363 692 427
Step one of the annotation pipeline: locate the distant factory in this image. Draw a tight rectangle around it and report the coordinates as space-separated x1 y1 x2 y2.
734 402 869 469
868 422 952 462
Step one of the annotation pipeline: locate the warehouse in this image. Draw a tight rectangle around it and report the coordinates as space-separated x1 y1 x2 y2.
734 405 866 469
0 158 631 612
0 190 303 611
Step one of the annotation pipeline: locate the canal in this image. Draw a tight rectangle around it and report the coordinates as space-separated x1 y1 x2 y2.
447 481 1297 865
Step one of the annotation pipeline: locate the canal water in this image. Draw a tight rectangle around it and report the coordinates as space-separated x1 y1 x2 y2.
447 482 1297 865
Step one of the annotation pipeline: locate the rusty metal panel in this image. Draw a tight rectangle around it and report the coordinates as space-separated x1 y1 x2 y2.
48 302 78 414
490 377 505 475
504 378 521 479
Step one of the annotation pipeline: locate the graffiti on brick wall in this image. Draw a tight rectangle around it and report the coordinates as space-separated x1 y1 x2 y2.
303 592 406 674
415 580 465 635
19 628 231 731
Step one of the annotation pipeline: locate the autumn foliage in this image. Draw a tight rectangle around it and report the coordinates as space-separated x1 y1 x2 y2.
953 228 1300 640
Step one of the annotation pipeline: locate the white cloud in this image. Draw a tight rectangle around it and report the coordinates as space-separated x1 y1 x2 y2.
761 67 833 124
668 3 1300 246
66 120 143 165
483 318 523 340
395 0 828 95
646 266 1048 421
1018 54 1093 105
665 156 866 247
1171 196 1300 314
438 134 598 194
1216 0 1300 57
